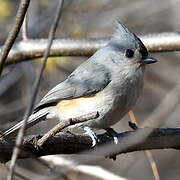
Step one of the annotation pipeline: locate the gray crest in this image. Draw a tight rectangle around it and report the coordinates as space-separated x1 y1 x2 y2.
109 22 148 54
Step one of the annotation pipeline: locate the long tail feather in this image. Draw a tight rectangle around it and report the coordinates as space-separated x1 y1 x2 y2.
0 108 51 138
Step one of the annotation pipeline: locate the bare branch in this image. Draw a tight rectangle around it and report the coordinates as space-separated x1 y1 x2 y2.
0 0 30 75
2 32 180 65
37 111 99 147
1 128 180 163
145 151 160 180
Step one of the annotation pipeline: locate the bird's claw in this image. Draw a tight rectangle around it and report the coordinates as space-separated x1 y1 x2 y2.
104 128 119 144
128 121 138 130
84 127 99 147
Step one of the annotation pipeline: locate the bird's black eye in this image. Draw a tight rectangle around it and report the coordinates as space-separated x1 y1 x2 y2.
125 49 134 58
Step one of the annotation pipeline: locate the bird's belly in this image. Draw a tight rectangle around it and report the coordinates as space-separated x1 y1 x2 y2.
87 95 130 128
56 93 126 129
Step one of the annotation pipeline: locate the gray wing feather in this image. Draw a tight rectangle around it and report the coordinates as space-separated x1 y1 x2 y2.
35 61 111 111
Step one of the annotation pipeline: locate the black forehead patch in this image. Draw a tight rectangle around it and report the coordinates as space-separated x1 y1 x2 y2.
135 35 148 57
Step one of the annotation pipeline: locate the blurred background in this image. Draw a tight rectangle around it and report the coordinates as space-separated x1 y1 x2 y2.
0 0 180 179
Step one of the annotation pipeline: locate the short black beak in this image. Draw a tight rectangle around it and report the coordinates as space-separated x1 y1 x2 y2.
142 56 158 64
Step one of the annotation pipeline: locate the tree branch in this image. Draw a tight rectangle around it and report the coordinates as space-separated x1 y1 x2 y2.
2 32 180 65
0 0 30 75
1 127 180 163
37 111 99 147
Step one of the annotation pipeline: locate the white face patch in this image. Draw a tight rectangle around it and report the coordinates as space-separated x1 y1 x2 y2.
123 48 143 66
134 49 142 62
129 49 142 63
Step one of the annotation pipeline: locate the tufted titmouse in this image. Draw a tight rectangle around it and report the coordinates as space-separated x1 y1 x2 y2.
1 23 157 145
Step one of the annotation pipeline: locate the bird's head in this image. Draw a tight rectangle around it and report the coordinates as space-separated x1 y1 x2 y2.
109 23 157 66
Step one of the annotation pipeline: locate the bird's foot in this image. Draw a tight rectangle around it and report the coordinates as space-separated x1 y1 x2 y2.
104 128 118 144
109 154 117 161
128 121 138 130
84 126 99 147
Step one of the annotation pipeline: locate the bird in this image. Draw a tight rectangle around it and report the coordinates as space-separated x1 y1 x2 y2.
0 23 157 146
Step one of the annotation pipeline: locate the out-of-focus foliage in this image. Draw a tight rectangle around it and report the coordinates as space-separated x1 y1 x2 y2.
0 0 12 22
36 57 72 73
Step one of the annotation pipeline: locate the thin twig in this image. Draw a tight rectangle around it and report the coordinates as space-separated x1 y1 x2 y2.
22 14 28 40
122 78 180 180
37 111 99 147
0 0 30 76
7 1 64 180
145 151 160 180
128 111 160 180
1 32 180 65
